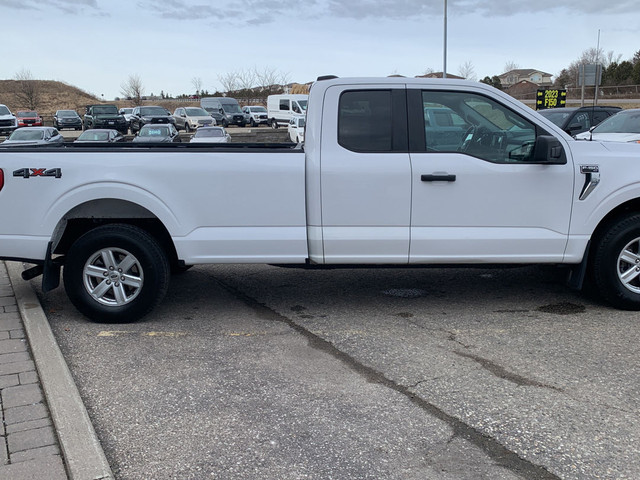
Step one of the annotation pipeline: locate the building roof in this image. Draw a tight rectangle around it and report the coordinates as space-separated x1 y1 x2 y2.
499 69 553 78
415 72 465 79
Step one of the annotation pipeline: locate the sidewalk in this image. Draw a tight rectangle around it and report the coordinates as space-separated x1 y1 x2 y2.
0 261 113 480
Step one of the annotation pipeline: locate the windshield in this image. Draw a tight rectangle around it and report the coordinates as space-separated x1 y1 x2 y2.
9 129 44 141
93 106 118 115
121 108 133 114
140 107 169 116
185 107 209 116
593 110 640 134
78 131 110 141
195 128 224 138
140 126 169 137
0 106 11 115
251 106 267 112
58 110 78 117
17 111 37 117
222 103 242 114
296 100 308 111
538 109 574 126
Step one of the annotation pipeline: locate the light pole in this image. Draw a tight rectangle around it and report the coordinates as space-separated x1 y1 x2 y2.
443 0 447 79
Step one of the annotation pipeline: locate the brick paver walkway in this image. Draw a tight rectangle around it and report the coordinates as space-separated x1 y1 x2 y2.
0 262 67 479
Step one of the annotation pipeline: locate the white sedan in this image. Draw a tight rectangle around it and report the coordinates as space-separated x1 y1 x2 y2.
575 108 640 143
189 126 230 143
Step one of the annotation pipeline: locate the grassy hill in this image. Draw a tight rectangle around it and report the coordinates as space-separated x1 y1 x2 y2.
0 80 101 116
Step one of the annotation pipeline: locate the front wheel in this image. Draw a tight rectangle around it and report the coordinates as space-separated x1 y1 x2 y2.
185 123 191 133
592 214 640 310
63 224 170 322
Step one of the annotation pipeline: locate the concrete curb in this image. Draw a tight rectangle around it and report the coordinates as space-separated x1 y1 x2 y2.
6 262 114 480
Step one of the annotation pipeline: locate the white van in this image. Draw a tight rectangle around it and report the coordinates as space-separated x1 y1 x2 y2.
267 94 308 129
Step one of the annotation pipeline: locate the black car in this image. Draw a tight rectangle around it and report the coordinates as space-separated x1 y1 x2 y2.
53 110 83 130
538 106 622 136
129 106 175 134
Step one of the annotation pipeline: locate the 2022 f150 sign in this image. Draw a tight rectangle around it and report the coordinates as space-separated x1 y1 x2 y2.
1 76 640 322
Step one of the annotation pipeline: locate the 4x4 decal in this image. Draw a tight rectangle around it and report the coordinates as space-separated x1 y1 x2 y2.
13 168 62 179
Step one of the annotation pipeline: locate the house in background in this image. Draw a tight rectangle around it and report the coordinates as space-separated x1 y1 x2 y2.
416 72 465 80
498 69 554 88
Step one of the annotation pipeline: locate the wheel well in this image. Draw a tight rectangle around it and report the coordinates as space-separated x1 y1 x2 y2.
590 199 640 248
52 199 180 266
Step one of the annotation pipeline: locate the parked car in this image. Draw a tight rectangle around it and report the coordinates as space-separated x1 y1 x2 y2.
172 107 215 132
0 104 18 135
537 105 621 136
200 97 246 127
130 106 175 134
287 115 305 143
74 129 125 143
53 110 82 131
242 106 269 127
119 108 135 128
267 94 308 128
16 110 43 127
575 108 640 143
132 124 181 143
1 127 64 146
189 126 230 143
84 104 128 134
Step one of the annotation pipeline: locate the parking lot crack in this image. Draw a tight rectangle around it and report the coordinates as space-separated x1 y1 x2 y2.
454 351 564 392
215 278 562 480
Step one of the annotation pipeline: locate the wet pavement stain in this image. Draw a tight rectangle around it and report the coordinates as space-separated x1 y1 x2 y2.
537 302 586 315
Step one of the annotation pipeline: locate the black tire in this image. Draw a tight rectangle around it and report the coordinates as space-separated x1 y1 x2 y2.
221 119 228 128
592 214 640 310
63 224 170 322
250 119 256 127
271 119 278 129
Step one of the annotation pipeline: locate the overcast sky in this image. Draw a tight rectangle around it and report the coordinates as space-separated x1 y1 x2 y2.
1 0 638 100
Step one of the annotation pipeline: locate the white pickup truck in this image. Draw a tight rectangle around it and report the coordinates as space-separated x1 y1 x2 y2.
1 76 640 322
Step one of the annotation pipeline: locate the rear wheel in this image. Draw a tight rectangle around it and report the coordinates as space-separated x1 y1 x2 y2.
592 214 640 310
271 119 278 129
63 224 170 322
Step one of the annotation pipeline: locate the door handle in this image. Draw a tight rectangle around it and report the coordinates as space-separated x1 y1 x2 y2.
421 174 456 182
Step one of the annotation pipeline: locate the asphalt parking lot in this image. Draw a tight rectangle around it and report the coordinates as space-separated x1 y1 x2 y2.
31 263 640 479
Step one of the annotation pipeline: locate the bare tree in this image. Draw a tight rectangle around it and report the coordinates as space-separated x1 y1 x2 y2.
14 68 41 109
457 60 477 81
503 60 520 73
120 74 144 104
254 66 290 95
218 72 239 94
191 77 203 96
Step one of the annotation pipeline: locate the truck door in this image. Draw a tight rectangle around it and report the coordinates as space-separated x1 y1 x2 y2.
407 87 574 263
319 85 411 263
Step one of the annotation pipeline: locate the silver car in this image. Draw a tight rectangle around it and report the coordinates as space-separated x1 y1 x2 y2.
173 107 216 132
189 126 230 143
1 127 65 146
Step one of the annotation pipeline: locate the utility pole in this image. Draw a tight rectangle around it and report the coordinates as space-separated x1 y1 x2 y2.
443 0 448 79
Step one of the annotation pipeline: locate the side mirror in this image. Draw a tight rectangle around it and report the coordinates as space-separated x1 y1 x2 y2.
531 135 566 165
565 123 583 135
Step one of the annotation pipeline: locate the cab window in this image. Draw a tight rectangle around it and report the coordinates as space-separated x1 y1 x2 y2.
420 90 538 163
338 90 393 152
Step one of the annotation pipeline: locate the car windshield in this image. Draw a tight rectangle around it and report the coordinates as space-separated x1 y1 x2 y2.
251 106 267 112
0 106 11 115
18 111 37 117
297 100 308 111
593 110 640 134
58 110 78 117
538 109 574 126
140 126 169 137
93 106 118 114
9 130 44 141
78 131 110 141
140 107 168 116
195 128 224 138
185 107 209 116
222 103 242 114
121 108 133 114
